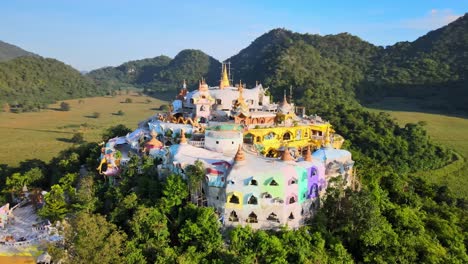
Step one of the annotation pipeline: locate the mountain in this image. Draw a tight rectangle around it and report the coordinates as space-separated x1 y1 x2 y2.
0 56 104 112
88 50 221 92
0 40 37 62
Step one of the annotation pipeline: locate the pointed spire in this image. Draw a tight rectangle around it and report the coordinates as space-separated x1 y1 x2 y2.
304 146 313 161
281 147 294 162
283 89 288 104
234 144 245 162
220 63 230 89
180 129 187 144
324 125 331 147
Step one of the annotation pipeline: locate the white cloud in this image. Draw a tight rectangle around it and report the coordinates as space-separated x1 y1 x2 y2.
402 9 462 30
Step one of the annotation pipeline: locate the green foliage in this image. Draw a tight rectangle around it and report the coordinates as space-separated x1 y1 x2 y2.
0 40 37 62
38 184 69 222
60 102 70 111
101 124 132 141
91 111 100 118
88 50 221 93
116 110 125 116
0 56 104 112
124 97 133 103
70 132 85 144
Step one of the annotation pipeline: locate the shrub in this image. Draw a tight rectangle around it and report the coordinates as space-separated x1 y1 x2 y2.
92 112 100 118
124 98 133 103
116 110 125 116
60 102 70 111
71 133 85 144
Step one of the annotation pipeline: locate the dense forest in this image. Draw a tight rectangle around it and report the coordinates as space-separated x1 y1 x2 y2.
88 49 221 92
0 56 105 112
89 13 468 113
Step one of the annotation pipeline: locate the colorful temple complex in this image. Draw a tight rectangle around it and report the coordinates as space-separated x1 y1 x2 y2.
97 63 356 229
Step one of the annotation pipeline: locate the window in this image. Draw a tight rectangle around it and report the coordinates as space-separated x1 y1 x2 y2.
190 99 194 104
248 195 258 205
247 212 258 223
262 192 272 199
216 141 219 144
311 168 318 177
229 194 239 204
216 99 222 104
250 179 258 186
232 141 234 144
288 212 295 220
288 178 297 185
267 212 280 223
288 196 297 204
229 211 239 222
269 179 279 186
283 132 291 141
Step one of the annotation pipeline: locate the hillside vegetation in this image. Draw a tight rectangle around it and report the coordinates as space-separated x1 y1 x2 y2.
0 40 36 62
0 56 105 112
88 49 221 92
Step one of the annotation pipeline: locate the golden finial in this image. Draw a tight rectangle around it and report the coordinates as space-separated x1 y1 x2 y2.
180 129 187 144
304 146 313 161
281 146 294 161
220 63 230 89
324 125 331 147
234 144 245 162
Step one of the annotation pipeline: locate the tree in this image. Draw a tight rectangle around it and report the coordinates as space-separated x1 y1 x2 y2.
124 98 133 103
102 124 132 141
38 184 69 222
116 110 125 116
2 103 10 113
71 132 85 144
161 174 188 210
185 160 205 205
57 212 127 264
60 102 70 111
92 112 100 118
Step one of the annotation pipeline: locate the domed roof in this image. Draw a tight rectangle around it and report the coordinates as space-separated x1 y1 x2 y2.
312 147 351 162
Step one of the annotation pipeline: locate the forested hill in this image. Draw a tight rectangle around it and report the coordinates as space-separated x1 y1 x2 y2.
88 49 221 92
0 40 37 62
0 56 104 112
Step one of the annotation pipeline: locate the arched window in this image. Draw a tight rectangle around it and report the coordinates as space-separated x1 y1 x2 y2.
250 179 258 186
310 184 318 198
283 132 292 141
267 212 279 223
248 195 258 205
288 196 297 204
216 99 222 104
229 194 239 204
311 168 318 177
229 211 239 222
288 212 295 220
288 178 297 185
247 212 258 223
269 180 279 186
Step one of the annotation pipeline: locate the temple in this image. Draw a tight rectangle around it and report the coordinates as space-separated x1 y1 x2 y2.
97 62 356 229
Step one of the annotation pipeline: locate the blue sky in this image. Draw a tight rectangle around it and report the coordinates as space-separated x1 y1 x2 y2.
1 0 466 71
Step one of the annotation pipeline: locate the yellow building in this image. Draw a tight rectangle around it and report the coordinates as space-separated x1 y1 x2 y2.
244 123 343 157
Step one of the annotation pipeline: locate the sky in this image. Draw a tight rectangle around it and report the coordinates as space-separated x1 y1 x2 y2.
1 0 467 71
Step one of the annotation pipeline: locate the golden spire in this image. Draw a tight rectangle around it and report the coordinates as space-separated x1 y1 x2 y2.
281 147 294 162
304 146 313 161
234 144 245 162
219 64 230 89
324 125 331 147
180 129 187 144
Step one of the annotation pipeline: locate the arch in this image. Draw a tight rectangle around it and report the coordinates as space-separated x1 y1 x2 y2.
310 167 318 177
216 99 222 104
283 131 292 141
250 179 258 186
247 212 258 223
288 212 295 220
288 178 298 185
256 136 262 143
287 195 297 204
266 149 277 158
229 194 240 204
262 192 272 199
248 195 258 205
269 179 279 186
309 184 319 198
229 211 239 222
267 212 280 223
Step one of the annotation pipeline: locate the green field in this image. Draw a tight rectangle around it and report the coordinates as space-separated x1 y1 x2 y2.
366 97 468 199
0 92 168 166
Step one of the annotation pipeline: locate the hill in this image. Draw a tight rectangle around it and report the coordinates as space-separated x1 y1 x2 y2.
0 56 105 112
0 40 37 62
88 50 221 92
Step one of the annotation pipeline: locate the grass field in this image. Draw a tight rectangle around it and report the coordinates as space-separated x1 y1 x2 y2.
0 92 168 166
366 97 468 199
